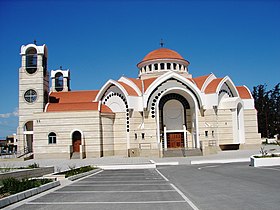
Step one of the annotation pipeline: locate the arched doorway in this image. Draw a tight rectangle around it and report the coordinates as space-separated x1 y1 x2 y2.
159 93 190 150
23 121 33 152
72 131 81 153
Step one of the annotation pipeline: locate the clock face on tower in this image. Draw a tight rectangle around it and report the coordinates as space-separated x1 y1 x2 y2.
24 89 37 103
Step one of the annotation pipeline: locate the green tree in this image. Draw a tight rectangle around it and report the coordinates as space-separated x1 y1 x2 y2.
252 83 280 138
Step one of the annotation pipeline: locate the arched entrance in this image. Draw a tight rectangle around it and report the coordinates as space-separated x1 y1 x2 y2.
72 131 81 153
159 93 191 150
23 121 33 152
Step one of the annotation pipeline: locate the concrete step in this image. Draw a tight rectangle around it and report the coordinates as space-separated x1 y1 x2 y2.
71 152 80 159
163 148 202 157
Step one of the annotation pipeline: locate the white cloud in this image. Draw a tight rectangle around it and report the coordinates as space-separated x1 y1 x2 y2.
0 108 18 118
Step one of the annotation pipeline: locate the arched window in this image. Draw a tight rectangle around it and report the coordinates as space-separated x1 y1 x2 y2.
72 131 81 152
154 64 159 70
160 63 165 70
55 72 63 91
167 63 171 69
43 55 47 77
48 132 57 144
24 121 33 131
26 48 37 74
149 64 152 71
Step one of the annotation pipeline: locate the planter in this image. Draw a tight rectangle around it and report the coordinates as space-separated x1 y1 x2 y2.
250 154 280 167
0 167 55 180
0 181 60 208
44 168 101 181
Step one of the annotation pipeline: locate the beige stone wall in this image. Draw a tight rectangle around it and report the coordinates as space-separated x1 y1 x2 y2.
101 114 114 156
33 111 101 159
198 109 218 148
128 111 159 156
18 53 49 152
243 109 261 145
217 109 234 145
113 112 128 156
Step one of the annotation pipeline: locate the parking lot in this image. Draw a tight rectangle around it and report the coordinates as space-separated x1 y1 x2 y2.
11 169 195 210
158 163 280 210
7 163 280 210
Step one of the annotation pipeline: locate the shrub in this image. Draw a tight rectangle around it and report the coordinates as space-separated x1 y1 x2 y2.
0 177 52 196
27 163 40 168
65 165 96 178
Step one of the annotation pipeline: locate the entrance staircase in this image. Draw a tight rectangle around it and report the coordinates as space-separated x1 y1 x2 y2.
71 152 80 159
163 148 202 157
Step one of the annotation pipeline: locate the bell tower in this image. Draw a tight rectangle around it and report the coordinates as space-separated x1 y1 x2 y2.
50 68 71 92
17 42 49 153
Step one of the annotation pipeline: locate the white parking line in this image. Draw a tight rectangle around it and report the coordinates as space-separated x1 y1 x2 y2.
155 169 200 210
155 168 169 181
259 167 280 172
170 184 199 210
52 190 176 193
70 183 170 186
197 165 220 170
78 180 165 183
27 201 187 204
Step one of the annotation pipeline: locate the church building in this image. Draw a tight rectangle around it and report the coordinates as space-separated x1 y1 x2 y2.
17 43 261 159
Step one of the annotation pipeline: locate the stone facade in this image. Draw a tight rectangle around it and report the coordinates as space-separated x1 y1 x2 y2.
17 44 261 159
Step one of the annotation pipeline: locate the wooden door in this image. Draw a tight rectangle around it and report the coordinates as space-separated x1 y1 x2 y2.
168 133 183 148
73 140 81 152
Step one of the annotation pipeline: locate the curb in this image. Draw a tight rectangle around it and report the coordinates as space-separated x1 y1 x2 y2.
190 158 249 165
98 163 156 170
0 180 60 208
68 168 102 181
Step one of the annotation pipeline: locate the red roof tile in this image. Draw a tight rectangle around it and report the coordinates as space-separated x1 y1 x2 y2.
205 78 223 94
137 48 189 67
46 101 112 113
192 75 211 90
236 86 252 99
49 90 99 103
46 102 99 112
143 77 157 92
127 78 143 92
46 90 114 112
118 81 138 96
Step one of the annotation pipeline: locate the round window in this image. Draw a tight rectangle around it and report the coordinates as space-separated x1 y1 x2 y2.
24 89 37 103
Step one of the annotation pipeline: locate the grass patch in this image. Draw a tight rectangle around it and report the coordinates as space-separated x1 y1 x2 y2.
0 177 52 199
57 165 96 178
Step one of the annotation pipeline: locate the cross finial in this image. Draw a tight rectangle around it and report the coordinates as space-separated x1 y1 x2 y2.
160 39 164 48
34 39 37 45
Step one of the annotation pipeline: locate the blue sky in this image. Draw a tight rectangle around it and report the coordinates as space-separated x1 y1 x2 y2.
0 0 279 138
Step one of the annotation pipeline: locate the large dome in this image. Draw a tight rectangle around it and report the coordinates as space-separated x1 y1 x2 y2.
137 48 189 68
137 47 190 79
142 48 185 62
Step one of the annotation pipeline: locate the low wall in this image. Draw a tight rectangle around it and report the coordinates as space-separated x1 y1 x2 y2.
0 166 54 180
250 155 280 167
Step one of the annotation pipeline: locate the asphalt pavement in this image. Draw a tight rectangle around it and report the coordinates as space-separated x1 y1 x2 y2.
9 169 195 210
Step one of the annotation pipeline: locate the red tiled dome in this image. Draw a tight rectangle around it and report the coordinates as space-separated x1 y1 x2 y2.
142 48 185 62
